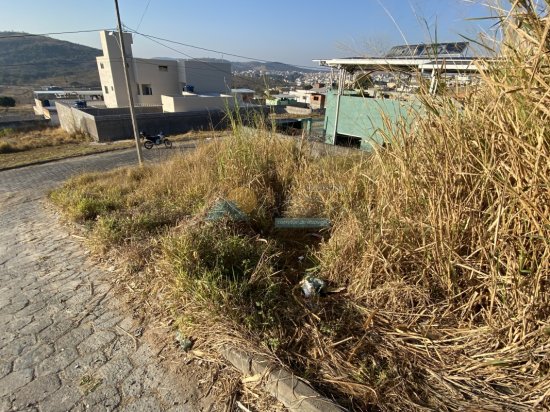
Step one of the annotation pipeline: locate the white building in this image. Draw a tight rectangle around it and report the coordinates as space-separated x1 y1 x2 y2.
96 31 232 109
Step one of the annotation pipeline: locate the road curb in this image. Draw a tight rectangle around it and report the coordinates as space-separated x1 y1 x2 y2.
222 346 347 412
0 145 134 172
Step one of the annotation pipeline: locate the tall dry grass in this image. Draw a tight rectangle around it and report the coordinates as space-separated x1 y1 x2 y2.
50 2 549 410
282 2 550 409
0 127 88 154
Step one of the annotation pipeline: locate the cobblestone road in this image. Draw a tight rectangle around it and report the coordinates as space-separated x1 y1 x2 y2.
0 146 210 411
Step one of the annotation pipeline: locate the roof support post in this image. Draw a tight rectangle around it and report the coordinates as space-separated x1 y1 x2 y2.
331 68 344 144
429 68 439 95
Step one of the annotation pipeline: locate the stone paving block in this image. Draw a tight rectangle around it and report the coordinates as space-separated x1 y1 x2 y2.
38 320 74 344
4 315 33 333
40 384 83 412
13 344 55 371
80 385 121 411
0 314 14 327
117 316 135 332
0 334 37 357
0 331 15 349
121 371 144 398
77 330 117 355
16 300 48 318
55 324 94 350
0 359 12 380
119 396 163 412
0 396 11 411
96 356 134 386
0 368 33 397
104 333 136 358
0 297 11 310
12 374 62 410
62 352 108 383
18 315 53 335
36 347 79 376
64 290 92 310
22 288 41 299
93 312 125 330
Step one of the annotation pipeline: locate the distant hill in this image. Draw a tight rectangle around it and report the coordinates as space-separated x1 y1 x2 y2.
154 58 318 73
0 32 101 88
231 61 317 73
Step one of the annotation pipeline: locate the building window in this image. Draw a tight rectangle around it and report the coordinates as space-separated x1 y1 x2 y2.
141 84 153 95
158 65 168 72
111 86 114 91
99 62 104 69
104 86 109 94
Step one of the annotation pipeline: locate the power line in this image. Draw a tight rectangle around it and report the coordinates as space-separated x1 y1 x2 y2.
0 28 326 72
136 0 152 31
127 29 275 90
127 28 326 72
0 61 99 68
0 29 113 40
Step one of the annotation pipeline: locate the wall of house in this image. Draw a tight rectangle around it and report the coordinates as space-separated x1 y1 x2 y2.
310 94 326 110
161 94 234 113
96 31 232 109
231 92 255 103
289 90 312 105
97 31 137 108
177 60 231 94
133 59 179 106
323 91 420 151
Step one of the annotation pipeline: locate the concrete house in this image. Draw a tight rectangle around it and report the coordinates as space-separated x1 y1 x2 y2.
56 31 266 142
96 31 232 109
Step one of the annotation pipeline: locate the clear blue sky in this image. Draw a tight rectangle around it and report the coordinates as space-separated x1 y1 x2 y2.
1 0 496 67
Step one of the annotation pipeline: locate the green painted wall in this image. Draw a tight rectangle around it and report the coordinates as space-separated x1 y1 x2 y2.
324 91 420 151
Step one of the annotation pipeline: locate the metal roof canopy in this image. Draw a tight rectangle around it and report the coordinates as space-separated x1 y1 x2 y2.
314 41 494 74
314 57 493 73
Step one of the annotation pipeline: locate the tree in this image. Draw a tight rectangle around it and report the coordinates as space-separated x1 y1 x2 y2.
0 96 16 107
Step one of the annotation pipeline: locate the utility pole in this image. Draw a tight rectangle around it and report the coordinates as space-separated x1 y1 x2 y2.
114 0 143 165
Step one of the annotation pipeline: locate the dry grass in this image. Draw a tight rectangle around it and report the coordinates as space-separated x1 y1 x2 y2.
50 3 549 411
0 126 89 154
0 141 137 170
0 128 224 170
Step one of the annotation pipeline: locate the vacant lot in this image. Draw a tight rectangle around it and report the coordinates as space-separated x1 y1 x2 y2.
50 4 549 411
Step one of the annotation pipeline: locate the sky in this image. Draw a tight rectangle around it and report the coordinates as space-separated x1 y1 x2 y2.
0 0 497 68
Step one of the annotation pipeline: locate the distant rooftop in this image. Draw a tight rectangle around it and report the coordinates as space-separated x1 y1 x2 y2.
385 42 471 58
33 90 103 96
231 88 255 93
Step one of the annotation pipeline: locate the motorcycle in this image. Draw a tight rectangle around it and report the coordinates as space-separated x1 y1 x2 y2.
140 131 172 149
